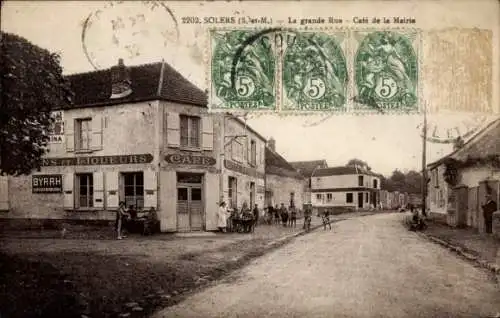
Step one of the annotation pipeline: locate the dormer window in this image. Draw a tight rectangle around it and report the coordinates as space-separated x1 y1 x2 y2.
110 58 132 99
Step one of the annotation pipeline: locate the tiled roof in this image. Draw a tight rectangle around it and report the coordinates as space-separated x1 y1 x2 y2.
427 117 500 169
265 147 303 179
313 166 380 177
61 61 206 109
289 160 328 177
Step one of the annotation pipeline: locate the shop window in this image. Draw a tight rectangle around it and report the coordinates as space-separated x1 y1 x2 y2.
326 193 333 202
358 175 364 187
346 193 353 203
123 172 144 209
228 176 237 209
76 173 93 208
75 118 92 151
180 115 200 148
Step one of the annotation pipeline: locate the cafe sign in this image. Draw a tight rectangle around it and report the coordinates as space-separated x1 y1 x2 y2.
32 174 62 193
165 154 216 166
41 154 153 166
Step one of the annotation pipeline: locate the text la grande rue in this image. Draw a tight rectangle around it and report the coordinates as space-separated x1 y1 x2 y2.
288 16 416 25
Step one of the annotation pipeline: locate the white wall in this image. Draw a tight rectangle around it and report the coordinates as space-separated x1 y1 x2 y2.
312 173 380 190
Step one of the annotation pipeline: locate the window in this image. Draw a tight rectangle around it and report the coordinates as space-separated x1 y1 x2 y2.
75 118 92 151
180 115 200 148
231 140 244 162
290 192 295 208
433 169 439 188
326 193 333 202
346 193 353 203
316 193 323 201
228 177 237 209
76 173 93 208
373 179 378 188
250 140 257 165
123 172 144 209
358 175 364 187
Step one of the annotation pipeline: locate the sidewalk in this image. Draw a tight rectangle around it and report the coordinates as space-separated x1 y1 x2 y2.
422 220 500 275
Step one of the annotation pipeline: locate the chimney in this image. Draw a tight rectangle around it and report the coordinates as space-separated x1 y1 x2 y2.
268 137 276 152
110 58 132 99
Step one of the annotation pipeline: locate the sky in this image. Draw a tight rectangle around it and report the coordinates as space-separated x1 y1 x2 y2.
2 1 497 176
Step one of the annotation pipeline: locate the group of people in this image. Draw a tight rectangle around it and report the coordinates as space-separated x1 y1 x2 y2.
218 201 260 233
115 202 158 239
267 203 298 227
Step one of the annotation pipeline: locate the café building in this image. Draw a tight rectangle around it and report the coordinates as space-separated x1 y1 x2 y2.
0 59 226 232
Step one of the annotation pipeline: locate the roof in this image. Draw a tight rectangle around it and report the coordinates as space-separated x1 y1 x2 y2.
312 166 381 177
265 147 303 179
227 113 267 142
61 61 207 109
289 160 328 177
427 117 500 169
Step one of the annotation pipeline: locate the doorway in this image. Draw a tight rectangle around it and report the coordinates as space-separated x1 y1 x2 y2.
176 173 204 232
358 192 363 209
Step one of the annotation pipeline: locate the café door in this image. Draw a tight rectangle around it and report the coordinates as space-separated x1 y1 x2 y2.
176 173 204 232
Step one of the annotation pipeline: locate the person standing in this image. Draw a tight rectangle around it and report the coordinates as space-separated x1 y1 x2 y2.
290 206 297 228
280 203 288 227
274 204 280 225
482 194 498 234
218 201 230 233
116 201 130 240
253 204 260 228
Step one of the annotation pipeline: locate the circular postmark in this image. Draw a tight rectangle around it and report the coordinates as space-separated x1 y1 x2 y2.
81 1 179 70
418 113 489 145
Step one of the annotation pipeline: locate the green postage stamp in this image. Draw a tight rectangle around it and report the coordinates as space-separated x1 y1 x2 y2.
352 30 419 112
281 31 348 111
208 28 419 113
209 29 278 111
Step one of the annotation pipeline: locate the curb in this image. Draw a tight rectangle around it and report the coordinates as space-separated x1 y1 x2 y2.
419 232 500 276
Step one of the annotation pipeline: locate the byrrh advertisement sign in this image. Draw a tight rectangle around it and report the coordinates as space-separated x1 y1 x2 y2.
32 175 62 193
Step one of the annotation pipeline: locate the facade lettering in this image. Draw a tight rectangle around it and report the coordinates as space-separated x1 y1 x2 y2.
40 154 154 166
165 154 216 166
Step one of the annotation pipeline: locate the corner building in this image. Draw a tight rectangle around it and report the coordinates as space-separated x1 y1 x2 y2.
1 60 227 232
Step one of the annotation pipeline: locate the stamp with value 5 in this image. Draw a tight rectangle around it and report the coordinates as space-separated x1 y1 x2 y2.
281 30 348 112
209 29 279 111
352 29 419 112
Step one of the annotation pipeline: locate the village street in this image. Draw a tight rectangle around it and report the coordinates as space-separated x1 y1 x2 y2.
153 213 500 318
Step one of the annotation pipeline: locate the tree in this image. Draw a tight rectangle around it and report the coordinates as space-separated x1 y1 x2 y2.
381 169 423 194
0 32 73 175
346 158 371 171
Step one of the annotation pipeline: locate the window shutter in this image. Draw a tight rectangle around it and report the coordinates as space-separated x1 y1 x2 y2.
144 170 158 209
167 113 180 148
91 115 104 151
65 119 75 152
63 173 74 210
245 138 249 163
93 172 104 209
106 171 119 210
202 116 214 151
0 176 9 211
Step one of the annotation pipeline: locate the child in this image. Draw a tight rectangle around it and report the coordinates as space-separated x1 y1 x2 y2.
290 207 297 228
322 209 331 230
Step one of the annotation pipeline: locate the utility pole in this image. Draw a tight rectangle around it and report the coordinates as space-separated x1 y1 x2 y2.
421 103 428 217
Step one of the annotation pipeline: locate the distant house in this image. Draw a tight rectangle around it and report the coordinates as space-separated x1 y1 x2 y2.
311 166 381 214
427 117 500 232
264 138 305 211
289 159 328 205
